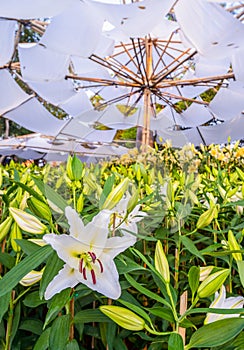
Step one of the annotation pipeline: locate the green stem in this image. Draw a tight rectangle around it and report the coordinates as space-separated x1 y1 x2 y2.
144 324 174 336
5 291 15 350
166 283 178 323
72 185 76 210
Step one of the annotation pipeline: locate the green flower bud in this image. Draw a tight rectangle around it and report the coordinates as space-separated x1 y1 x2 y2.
10 222 22 252
66 155 83 181
228 230 242 262
155 240 170 283
9 207 47 234
0 217 13 242
196 205 218 230
100 305 145 331
27 197 52 221
197 269 229 298
102 178 130 210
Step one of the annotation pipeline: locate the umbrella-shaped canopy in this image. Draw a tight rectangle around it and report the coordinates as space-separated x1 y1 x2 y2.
0 0 243 148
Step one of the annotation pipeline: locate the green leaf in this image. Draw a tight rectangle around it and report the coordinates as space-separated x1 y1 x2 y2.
237 260 244 288
188 266 200 297
186 318 244 349
15 239 40 255
124 273 171 308
10 301 21 346
168 333 184 350
44 288 71 328
0 245 52 297
147 306 174 323
33 177 67 212
99 174 115 209
49 314 70 350
181 236 205 263
0 252 15 269
19 319 43 335
0 291 11 323
74 309 111 324
23 291 47 308
40 250 64 299
14 181 44 202
65 339 80 350
33 327 51 350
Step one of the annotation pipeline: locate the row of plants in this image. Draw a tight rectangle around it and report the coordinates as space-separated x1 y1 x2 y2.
0 142 244 350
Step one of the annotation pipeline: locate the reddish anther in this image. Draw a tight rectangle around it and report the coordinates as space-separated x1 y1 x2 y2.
91 269 96 284
79 259 83 273
83 267 87 280
97 258 103 273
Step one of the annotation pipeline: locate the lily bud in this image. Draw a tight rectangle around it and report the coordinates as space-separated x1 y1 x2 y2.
9 207 47 234
102 178 130 210
155 240 170 283
10 222 22 252
20 269 44 286
0 217 13 242
228 230 242 262
199 266 214 281
197 269 229 298
27 197 52 221
100 305 145 331
196 205 218 230
66 154 83 181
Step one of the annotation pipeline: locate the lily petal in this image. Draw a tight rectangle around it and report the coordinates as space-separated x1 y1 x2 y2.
74 255 121 299
65 206 85 240
104 235 136 258
44 264 79 300
43 234 87 269
85 210 111 256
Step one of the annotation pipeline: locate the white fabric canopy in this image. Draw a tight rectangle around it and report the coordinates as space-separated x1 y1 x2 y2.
18 43 69 81
176 102 213 127
40 2 104 57
175 0 244 59
0 69 31 115
157 127 204 147
209 82 244 121
4 98 66 136
0 0 78 19
199 115 244 144
92 0 176 38
0 19 16 66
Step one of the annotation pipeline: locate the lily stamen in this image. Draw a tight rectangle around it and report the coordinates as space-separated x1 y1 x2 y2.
91 269 96 284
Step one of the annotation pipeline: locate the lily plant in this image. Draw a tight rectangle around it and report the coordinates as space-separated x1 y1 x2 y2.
43 206 135 300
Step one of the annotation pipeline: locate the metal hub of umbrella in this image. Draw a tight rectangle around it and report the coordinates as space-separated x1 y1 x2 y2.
0 0 244 151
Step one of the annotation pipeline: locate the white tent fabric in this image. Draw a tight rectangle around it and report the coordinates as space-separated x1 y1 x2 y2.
150 107 176 130
194 56 230 77
40 2 104 57
92 0 176 38
0 69 31 115
27 80 92 116
232 48 244 81
175 0 244 59
209 82 244 121
199 115 244 144
95 104 139 129
0 0 78 19
0 19 16 66
4 98 66 136
176 103 213 128
18 43 70 81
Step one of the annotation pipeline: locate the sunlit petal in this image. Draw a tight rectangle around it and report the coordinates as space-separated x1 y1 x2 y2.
44 264 79 300
65 206 85 240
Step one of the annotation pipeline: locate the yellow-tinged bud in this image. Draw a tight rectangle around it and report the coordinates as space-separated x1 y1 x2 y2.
217 184 226 199
196 205 218 230
27 197 52 221
197 269 229 298
10 222 22 252
0 217 13 242
20 269 44 286
9 207 47 234
76 193 84 213
199 266 214 281
102 178 130 210
66 155 83 181
100 305 145 331
228 230 242 262
155 240 170 283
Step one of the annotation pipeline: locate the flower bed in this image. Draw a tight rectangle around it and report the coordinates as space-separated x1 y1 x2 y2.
0 142 244 350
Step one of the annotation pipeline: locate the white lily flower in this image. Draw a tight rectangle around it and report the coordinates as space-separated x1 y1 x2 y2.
112 194 146 244
43 206 134 300
205 285 244 324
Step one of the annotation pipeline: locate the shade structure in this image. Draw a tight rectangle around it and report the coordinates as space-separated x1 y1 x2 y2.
0 0 243 148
